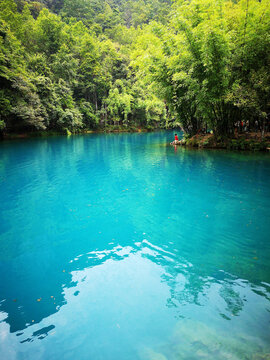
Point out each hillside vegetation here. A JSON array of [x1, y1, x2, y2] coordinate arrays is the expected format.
[[0, 0, 269, 136]]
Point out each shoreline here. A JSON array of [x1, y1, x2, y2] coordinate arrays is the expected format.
[[2, 129, 270, 153], [171, 133, 270, 152], [0, 126, 165, 141]]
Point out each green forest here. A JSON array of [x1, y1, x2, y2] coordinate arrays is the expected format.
[[0, 0, 269, 136]]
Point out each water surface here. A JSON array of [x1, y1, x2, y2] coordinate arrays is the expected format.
[[0, 131, 270, 359]]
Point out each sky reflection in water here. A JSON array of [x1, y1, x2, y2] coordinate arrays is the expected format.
[[0, 131, 270, 359]]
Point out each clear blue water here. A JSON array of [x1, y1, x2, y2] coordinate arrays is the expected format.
[[0, 131, 270, 360]]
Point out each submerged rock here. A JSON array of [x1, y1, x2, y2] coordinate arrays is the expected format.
[[252, 354, 270, 360], [139, 319, 269, 360], [140, 347, 168, 360]]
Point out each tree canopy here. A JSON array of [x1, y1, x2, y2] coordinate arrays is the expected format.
[[0, 0, 269, 135]]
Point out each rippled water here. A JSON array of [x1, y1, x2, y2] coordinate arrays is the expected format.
[[0, 131, 270, 360]]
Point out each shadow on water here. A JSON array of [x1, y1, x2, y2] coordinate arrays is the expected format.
[[0, 131, 270, 358]]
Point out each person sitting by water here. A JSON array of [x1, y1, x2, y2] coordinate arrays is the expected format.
[[171, 133, 180, 146]]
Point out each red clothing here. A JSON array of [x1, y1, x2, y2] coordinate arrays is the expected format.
[[174, 135, 179, 141]]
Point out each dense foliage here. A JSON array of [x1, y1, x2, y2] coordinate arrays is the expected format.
[[0, 0, 269, 135]]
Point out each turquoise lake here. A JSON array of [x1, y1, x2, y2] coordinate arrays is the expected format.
[[0, 131, 270, 359]]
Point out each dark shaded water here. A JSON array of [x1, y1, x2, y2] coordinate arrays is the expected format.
[[0, 131, 270, 359]]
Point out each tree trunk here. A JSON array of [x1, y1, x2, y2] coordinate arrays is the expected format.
[[261, 117, 265, 140]]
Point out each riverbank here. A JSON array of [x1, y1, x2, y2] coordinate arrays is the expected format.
[[172, 133, 270, 151], [0, 125, 161, 141]]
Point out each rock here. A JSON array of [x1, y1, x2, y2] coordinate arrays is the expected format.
[[253, 354, 270, 360], [140, 347, 168, 360], [170, 139, 185, 146]]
